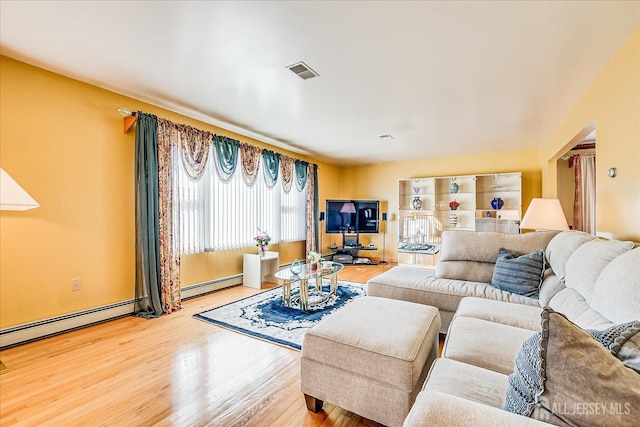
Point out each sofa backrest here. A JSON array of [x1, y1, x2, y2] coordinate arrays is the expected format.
[[544, 231, 638, 327], [436, 230, 558, 283]]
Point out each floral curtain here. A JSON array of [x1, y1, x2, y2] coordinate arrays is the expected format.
[[134, 112, 163, 318], [262, 149, 280, 188], [573, 154, 596, 234], [179, 125, 212, 181], [280, 154, 294, 193], [240, 142, 262, 186], [213, 135, 239, 182], [156, 119, 182, 313], [305, 163, 318, 254]]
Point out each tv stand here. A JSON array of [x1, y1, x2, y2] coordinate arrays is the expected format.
[[329, 245, 378, 266]]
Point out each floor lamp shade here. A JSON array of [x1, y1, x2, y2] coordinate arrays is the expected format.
[[0, 168, 40, 211], [520, 198, 569, 231]]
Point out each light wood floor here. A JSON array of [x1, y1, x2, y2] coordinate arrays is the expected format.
[[0, 264, 400, 427]]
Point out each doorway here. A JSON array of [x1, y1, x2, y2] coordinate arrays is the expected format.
[[556, 127, 596, 234]]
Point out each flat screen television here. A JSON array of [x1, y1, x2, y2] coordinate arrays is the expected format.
[[325, 200, 379, 234]]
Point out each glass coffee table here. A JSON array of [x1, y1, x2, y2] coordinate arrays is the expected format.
[[274, 262, 344, 311]]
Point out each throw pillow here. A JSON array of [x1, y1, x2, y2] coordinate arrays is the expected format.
[[503, 307, 640, 426], [502, 331, 542, 416], [490, 248, 545, 298], [589, 320, 640, 374]]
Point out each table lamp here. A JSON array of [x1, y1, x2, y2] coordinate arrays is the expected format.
[[520, 198, 569, 231]]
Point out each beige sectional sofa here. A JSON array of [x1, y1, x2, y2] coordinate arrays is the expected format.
[[366, 230, 640, 426]]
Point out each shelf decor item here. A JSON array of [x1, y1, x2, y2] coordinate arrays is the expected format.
[[491, 197, 504, 210], [412, 196, 422, 210], [449, 179, 459, 194], [254, 229, 271, 256], [449, 212, 459, 227], [449, 200, 460, 210], [413, 185, 421, 194], [290, 259, 303, 275]]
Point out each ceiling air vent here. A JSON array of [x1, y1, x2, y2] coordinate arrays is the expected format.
[[379, 134, 394, 141], [287, 61, 319, 80]]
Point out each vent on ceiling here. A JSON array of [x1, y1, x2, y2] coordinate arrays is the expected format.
[[287, 61, 319, 80], [379, 134, 394, 141]]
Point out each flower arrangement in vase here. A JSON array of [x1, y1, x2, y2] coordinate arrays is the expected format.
[[254, 229, 271, 256], [307, 251, 321, 270], [449, 200, 460, 210]]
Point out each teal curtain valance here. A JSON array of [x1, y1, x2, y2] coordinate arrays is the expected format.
[[213, 135, 239, 182], [295, 160, 308, 192], [262, 149, 280, 188]]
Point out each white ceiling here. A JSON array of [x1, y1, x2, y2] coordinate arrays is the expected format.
[[1, 1, 638, 166]]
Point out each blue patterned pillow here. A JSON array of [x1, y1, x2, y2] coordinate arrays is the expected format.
[[490, 248, 545, 298]]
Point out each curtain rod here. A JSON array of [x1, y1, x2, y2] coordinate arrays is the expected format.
[[116, 107, 317, 167]]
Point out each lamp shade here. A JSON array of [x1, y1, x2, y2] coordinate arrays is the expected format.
[[0, 168, 40, 211], [520, 198, 569, 231], [340, 202, 356, 214]]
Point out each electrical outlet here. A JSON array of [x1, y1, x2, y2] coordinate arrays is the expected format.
[[71, 278, 81, 292]]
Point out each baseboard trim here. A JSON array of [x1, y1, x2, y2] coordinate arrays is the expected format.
[[0, 274, 244, 350]]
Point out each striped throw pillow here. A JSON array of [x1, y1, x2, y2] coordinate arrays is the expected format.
[[490, 248, 545, 298]]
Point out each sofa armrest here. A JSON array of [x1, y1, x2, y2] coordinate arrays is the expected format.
[[403, 391, 550, 427]]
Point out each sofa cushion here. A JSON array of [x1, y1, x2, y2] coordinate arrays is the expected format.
[[590, 247, 640, 324], [404, 391, 549, 427], [547, 287, 614, 330], [564, 238, 634, 303], [504, 308, 640, 425], [454, 297, 543, 331], [436, 230, 557, 282], [443, 316, 537, 375], [422, 358, 509, 409], [435, 260, 495, 283], [366, 266, 538, 314], [490, 248, 545, 298], [545, 231, 597, 282], [538, 269, 564, 307]]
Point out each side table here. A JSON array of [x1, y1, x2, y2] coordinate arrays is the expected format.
[[243, 251, 279, 289]]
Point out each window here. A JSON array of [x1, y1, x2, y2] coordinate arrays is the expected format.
[[174, 146, 306, 254]]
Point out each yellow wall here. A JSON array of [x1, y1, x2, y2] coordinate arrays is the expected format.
[[343, 150, 542, 260], [0, 56, 340, 328], [540, 26, 640, 241]]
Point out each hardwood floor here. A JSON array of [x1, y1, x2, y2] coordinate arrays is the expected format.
[[0, 264, 398, 427]]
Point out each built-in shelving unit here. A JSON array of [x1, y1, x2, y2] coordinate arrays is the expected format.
[[398, 172, 522, 267]]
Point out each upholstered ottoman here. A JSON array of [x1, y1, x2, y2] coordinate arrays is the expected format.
[[301, 296, 440, 427]]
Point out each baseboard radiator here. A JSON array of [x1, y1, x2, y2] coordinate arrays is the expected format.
[[0, 274, 243, 349]]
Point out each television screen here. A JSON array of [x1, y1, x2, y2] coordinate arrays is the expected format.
[[325, 200, 379, 234]]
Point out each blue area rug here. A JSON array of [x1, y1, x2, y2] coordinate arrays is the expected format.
[[194, 280, 366, 350]]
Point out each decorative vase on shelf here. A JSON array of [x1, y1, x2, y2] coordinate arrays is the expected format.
[[412, 196, 422, 210], [413, 186, 421, 194], [491, 197, 504, 210], [449, 200, 460, 210], [449, 180, 459, 194], [290, 259, 302, 275], [449, 212, 459, 227]]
